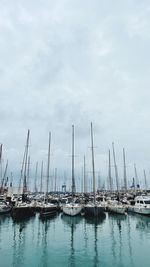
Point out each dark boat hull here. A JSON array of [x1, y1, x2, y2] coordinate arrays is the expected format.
[[40, 206, 57, 219], [84, 205, 105, 216], [12, 206, 35, 219], [0, 206, 12, 215]]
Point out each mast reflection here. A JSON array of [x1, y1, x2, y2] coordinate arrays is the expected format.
[[40, 215, 57, 267], [85, 214, 106, 267], [61, 214, 82, 266], [108, 213, 126, 266], [127, 215, 134, 267], [12, 217, 32, 267], [0, 215, 11, 252], [41, 220, 49, 267], [135, 214, 150, 233]]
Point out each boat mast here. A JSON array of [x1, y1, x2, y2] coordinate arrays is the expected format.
[[10, 172, 13, 187], [72, 125, 76, 198], [1, 159, 8, 194], [112, 142, 119, 193], [0, 144, 2, 191], [0, 144, 2, 162], [34, 162, 38, 193], [46, 132, 51, 200], [54, 168, 57, 193], [84, 155, 86, 195], [23, 129, 30, 194], [134, 164, 139, 190], [40, 161, 43, 193], [123, 148, 127, 192], [27, 156, 30, 192], [0, 144, 2, 180], [98, 172, 101, 191], [64, 171, 67, 193], [91, 122, 96, 205], [108, 149, 113, 192], [143, 169, 147, 191], [18, 143, 26, 197]]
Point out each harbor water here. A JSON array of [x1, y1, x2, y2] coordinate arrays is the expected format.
[[0, 212, 150, 267]]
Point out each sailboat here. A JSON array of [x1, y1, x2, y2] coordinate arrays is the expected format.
[[62, 125, 82, 216], [12, 130, 35, 219], [107, 145, 126, 215], [0, 155, 11, 215], [84, 123, 105, 216], [40, 132, 57, 219], [0, 147, 11, 215]]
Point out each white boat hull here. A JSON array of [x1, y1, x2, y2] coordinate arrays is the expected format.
[[108, 206, 126, 215], [128, 206, 150, 216], [63, 204, 82, 216]]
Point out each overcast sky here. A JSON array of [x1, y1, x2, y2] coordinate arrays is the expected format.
[[0, 0, 150, 191]]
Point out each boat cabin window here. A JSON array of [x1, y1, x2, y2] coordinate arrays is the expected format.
[[140, 201, 144, 204], [137, 200, 139, 203], [144, 200, 150, 204]]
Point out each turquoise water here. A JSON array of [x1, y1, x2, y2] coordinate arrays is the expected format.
[[0, 212, 150, 267]]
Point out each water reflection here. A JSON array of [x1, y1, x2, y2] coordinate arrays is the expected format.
[[40, 215, 58, 267], [12, 216, 35, 267], [61, 214, 82, 226], [61, 215, 82, 267], [85, 213, 106, 225], [70, 223, 75, 267], [127, 215, 134, 267], [108, 213, 127, 267], [2, 212, 150, 267], [86, 214, 106, 267], [108, 213, 127, 222], [135, 214, 150, 233], [40, 220, 49, 267], [0, 214, 11, 233], [0, 214, 11, 224], [61, 214, 106, 267], [0, 214, 11, 252]]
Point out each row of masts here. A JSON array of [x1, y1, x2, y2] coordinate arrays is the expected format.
[[20, 131, 52, 198], [108, 144, 127, 193], [0, 124, 149, 195], [0, 144, 9, 194]]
